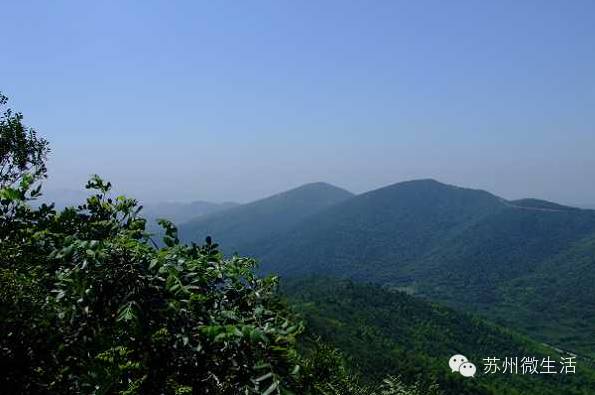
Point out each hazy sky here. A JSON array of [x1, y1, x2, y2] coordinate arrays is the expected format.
[[3, 1, 594, 204]]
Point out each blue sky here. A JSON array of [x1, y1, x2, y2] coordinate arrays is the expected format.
[[2, 1, 595, 204]]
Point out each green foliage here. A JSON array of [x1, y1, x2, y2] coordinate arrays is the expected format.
[[0, 92, 49, 188], [296, 341, 443, 395], [0, 171, 308, 393], [284, 277, 595, 395], [377, 376, 442, 395]]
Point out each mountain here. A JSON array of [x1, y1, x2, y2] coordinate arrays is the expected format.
[[141, 200, 239, 242], [178, 182, 354, 253], [257, 179, 507, 279], [508, 198, 581, 211], [285, 278, 595, 395], [182, 179, 595, 357], [262, 180, 595, 356], [142, 200, 238, 225], [38, 189, 237, 225]]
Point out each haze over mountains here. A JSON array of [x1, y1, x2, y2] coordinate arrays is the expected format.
[[178, 179, 595, 358], [142, 201, 237, 224], [40, 188, 238, 226]]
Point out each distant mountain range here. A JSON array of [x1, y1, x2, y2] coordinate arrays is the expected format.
[[142, 200, 238, 226], [178, 179, 595, 358], [38, 188, 238, 227]]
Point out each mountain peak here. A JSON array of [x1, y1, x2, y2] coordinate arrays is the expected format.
[[258, 182, 354, 205], [398, 178, 444, 185], [283, 181, 352, 194], [361, 178, 503, 208], [386, 178, 482, 192], [179, 181, 354, 250]]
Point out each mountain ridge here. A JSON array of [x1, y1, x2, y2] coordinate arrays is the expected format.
[[178, 181, 354, 252], [178, 178, 595, 357]]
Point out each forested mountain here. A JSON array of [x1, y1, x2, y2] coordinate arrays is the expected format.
[[178, 182, 354, 253], [496, 232, 595, 356], [256, 179, 507, 278], [182, 179, 595, 357], [285, 278, 595, 395]]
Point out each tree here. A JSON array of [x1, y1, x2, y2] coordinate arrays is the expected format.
[[0, 92, 49, 188], [1, 172, 313, 393]]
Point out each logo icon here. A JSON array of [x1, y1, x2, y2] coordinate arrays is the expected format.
[[449, 354, 476, 377]]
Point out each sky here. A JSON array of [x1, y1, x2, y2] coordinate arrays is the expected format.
[[2, 1, 595, 204]]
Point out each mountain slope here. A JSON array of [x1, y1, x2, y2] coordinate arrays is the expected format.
[[495, 232, 595, 356], [257, 179, 508, 279], [414, 204, 595, 306], [264, 180, 595, 357], [178, 182, 354, 253], [285, 278, 595, 395], [183, 179, 595, 356]]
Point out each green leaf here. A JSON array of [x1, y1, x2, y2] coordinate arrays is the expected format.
[[262, 380, 279, 395], [117, 302, 138, 323]]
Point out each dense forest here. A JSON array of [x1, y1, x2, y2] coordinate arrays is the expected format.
[[284, 277, 595, 395]]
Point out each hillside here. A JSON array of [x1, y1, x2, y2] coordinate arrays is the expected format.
[[285, 278, 595, 395], [182, 179, 595, 357], [266, 181, 595, 356], [257, 179, 507, 279], [495, 232, 595, 356], [178, 182, 354, 253]]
